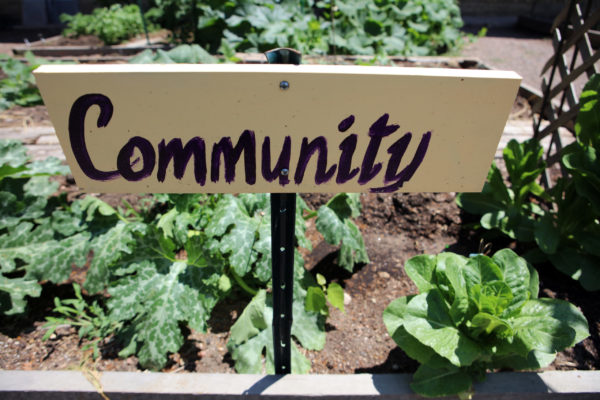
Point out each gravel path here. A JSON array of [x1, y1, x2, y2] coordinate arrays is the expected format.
[[461, 25, 594, 96]]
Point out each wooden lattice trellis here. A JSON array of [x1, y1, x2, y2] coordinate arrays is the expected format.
[[533, 0, 600, 187]]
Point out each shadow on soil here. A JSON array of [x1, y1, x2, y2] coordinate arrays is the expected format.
[[355, 347, 419, 374]]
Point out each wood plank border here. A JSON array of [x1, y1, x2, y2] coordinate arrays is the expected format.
[[1, 370, 600, 399]]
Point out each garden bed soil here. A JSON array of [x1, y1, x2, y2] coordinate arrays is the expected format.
[[0, 189, 598, 375], [0, 99, 597, 377]]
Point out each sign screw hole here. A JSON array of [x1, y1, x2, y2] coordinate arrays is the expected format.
[[279, 80, 290, 90]]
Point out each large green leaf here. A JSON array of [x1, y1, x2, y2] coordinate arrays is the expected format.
[[384, 295, 441, 366], [410, 363, 473, 399], [574, 74, 600, 147], [491, 249, 532, 316], [550, 247, 600, 291], [492, 349, 557, 370], [402, 290, 483, 367], [108, 259, 219, 370], [227, 290, 316, 374], [205, 195, 261, 276], [316, 193, 369, 272], [0, 222, 89, 283], [462, 255, 504, 292], [513, 298, 589, 348], [0, 275, 41, 315], [84, 221, 145, 293], [534, 213, 560, 255], [0, 140, 29, 170], [455, 191, 504, 216], [404, 254, 436, 293]]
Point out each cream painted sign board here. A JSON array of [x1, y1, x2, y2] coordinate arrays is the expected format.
[[34, 64, 521, 194]]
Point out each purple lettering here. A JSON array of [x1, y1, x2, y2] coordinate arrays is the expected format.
[[68, 94, 120, 181], [370, 131, 432, 193], [337, 134, 360, 184], [117, 136, 156, 181], [157, 137, 206, 184], [262, 136, 291, 186], [338, 115, 355, 132], [211, 129, 256, 184], [358, 113, 399, 185], [294, 136, 337, 185], [67, 95, 431, 191]]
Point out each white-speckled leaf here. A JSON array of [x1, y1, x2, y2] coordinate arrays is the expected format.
[[228, 290, 317, 374], [0, 275, 41, 315], [316, 203, 369, 272], [108, 259, 219, 370], [0, 191, 47, 230], [84, 221, 145, 293], [252, 216, 272, 282], [0, 140, 29, 169], [0, 222, 89, 283], [206, 195, 260, 276]]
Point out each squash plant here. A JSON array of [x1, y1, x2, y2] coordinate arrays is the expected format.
[[0, 139, 369, 371], [384, 249, 589, 398], [0, 140, 74, 315]]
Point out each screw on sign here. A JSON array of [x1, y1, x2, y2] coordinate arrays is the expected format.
[[33, 50, 521, 374]]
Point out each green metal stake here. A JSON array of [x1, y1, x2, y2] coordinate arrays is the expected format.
[[265, 47, 301, 375]]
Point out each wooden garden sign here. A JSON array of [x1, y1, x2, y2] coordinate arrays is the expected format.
[[34, 64, 520, 194], [34, 60, 520, 374]]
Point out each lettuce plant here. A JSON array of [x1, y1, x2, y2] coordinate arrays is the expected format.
[[383, 249, 589, 398], [456, 138, 548, 242]]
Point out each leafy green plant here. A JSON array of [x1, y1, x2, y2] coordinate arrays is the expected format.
[[0, 52, 47, 110], [456, 138, 548, 242], [305, 273, 345, 316], [43, 283, 121, 359], [60, 4, 157, 45], [153, 0, 465, 56], [537, 74, 600, 290], [129, 44, 217, 64], [320, 0, 464, 56], [0, 139, 74, 315], [456, 75, 600, 291], [101, 192, 365, 371], [383, 249, 589, 398]]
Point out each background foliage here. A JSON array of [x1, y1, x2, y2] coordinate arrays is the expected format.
[[148, 0, 465, 56], [60, 4, 159, 45], [0, 52, 53, 110]]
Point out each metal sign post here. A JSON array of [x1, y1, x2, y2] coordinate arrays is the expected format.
[[266, 48, 301, 375]]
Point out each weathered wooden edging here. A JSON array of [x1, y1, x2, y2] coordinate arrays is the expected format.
[[1, 370, 599, 399], [12, 44, 171, 57]]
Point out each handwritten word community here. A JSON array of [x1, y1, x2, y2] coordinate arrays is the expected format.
[[69, 94, 432, 193]]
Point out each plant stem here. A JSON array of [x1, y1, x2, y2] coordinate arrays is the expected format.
[[303, 210, 318, 220], [121, 198, 141, 220], [230, 269, 258, 296]]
